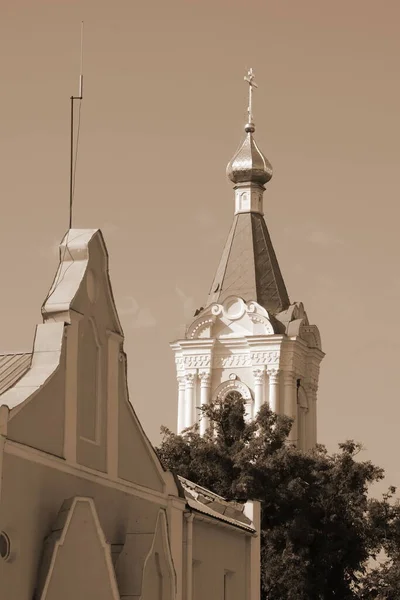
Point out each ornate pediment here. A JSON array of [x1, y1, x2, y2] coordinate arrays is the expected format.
[[186, 297, 276, 340]]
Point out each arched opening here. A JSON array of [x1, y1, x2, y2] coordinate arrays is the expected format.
[[224, 390, 244, 403], [221, 390, 252, 422]]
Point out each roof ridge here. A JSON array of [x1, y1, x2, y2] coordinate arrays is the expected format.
[[252, 213, 290, 312]]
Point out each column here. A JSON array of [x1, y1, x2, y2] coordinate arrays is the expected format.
[[305, 381, 318, 448], [283, 372, 298, 444], [184, 373, 196, 429], [252, 368, 265, 417], [177, 376, 186, 434], [267, 369, 280, 414], [198, 371, 211, 436]]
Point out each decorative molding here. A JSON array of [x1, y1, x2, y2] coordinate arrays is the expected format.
[[213, 379, 252, 402], [198, 371, 211, 387], [78, 317, 102, 446], [282, 371, 296, 386], [252, 368, 265, 385], [267, 369, 280, 384], [300, 325, 322, 351], [177, 376, 186, 391], [304, 379, 318, 395], [214, 354, 252, 368], [307, 362, 320, 381], [187, 317, 215, 339], [39, 497, 121, 600], [251, 351, 280, 365], [280, 351, 306, 376], [5, 439, 168, 506], [184, 373, 197, 389], [248, 314, 274, 334], [183, 355, 211, 369], [175, 356, 184, 372]]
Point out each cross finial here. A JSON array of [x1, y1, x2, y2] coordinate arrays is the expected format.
[[244, 68, 258, 125]]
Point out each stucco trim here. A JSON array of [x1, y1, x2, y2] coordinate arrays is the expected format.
[[38, 497, 120, 600], [4, 439, 168, 507], [41, 229, 123, 336], [213, 379, 253, 402], [141, 510, 177, 600], [0, 322, 65, 417]]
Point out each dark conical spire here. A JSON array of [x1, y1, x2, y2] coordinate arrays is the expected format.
[[206, 69, 290, 315], [206, 212, 290, 314]]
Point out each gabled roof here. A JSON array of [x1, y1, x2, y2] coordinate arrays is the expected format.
[[178, 476, 255, 532], [206, 212, 290, 315], [0, 353, 31, 396]]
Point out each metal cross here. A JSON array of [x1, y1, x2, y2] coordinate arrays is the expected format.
[[244, 68, 258, 123]]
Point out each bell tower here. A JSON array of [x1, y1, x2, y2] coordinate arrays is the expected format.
[[170, 70, 324, 450]]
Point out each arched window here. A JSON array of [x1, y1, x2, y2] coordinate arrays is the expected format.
[[213, 379, 253, 422], [223, 390, 244, 403], [221, 390, 252, 422]]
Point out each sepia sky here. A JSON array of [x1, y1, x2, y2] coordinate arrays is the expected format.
[[0, 0, 399, 497]]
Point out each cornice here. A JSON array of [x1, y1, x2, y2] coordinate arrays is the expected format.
[[4, 439, 169, 507], [171, 339, 216, 351]]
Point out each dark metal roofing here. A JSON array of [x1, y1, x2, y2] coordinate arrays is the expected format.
[[206, 212, 290, 314], [178, 476, 255, 532], [0, 353, 31, 396]]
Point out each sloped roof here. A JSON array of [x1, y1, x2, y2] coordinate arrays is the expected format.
[[178, 476, 255, 532], [0, 353, 31, 396], [206, 212, 290, 315]]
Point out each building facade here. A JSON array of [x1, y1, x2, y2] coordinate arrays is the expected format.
[[0, 229, 260, 600], [171, 83, 324, 450]]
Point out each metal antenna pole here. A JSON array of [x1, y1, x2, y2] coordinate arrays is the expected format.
[[69, 96, 74, 229], [69, 21, 84, 230]]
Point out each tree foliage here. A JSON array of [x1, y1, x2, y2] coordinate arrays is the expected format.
[[157, 395, 398, 599]]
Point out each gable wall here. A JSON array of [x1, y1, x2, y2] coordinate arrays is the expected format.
[[7, 355, 66, 458], [0, 450, 164, 600]]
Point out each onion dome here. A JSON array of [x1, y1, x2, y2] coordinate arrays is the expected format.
[[226, 122, 273, 185]]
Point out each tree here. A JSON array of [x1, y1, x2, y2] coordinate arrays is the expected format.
[[157, 395, 392, 600], [358, 487, 400, 599]]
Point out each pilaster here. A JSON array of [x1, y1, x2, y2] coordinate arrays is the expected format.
[[64, 314, 84, 463], [106, 330, 123, 478], [267, 368, 280, 413], [304, 380, 318, 449], [184, 373, 197, 430], [252, 367, 265, 417], [177, 376, 186, 434], [283, 371, 298, 444], [198, 371, 211, 435]]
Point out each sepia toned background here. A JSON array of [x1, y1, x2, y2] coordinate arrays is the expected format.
[[0, 0, 399, 497]]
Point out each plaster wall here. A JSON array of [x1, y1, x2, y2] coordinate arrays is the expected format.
[[191, 519, 249, 600], [0, 449, 164, 600]]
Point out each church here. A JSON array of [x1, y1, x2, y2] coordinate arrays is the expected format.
[[171, 69, 323, 450], [0, 71, 322, 599]]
